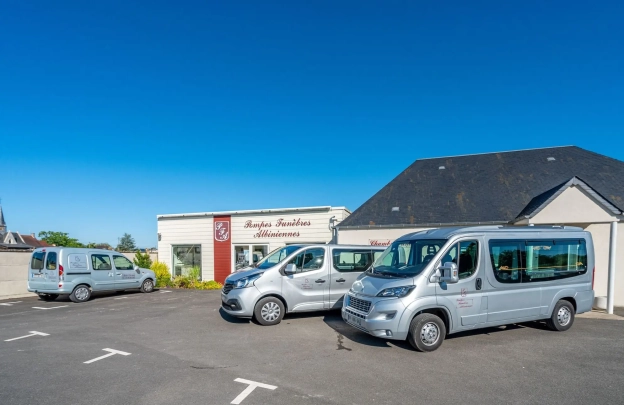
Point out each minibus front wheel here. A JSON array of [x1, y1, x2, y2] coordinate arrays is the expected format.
[[254, 297, 285, 326], [408, 313, 447, 352]]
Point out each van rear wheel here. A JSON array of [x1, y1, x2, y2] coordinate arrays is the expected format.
[[546, 300, 575, 331], [69, 285, 91, 303], [408, 313, 446, 352], [254, 297, 285, 326], [38, 293, 59, 301]]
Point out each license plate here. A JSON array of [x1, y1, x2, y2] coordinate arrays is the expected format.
[[346, 313, 363, 326], [32, 273, 44, 278]]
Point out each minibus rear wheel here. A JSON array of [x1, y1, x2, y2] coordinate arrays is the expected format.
[[254, 297, 285, 326], [546, 300, 575, 331], [408, 313, 446, 352]]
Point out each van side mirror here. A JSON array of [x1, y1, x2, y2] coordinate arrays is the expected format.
[[439, 262, 459, 284], [284, 264, 297, 275]]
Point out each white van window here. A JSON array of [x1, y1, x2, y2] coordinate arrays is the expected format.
[[332, 249, 374, 273], [45, 252, 57, 270], [523, 239, 588, 282], [113, 255, 134, 270], [92, 254, 112, 271], [288, 248, 325, 273], [31, 252, 45, 270]]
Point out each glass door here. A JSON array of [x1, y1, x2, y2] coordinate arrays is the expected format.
[[172, 245, 202, 280]]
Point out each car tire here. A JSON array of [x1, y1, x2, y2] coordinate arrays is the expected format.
[[69, 285, 91, 303], [408, 313, 446, 352], [140, 279, 155, 293], [546, 300, 575, 331], [254, 297, 285, 326], [38, 293, 59, 301]]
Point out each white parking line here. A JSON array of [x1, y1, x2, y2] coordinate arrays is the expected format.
[[113, 297, 128, 300], [159, 290, 172, 293], [32, 306, 69, 310], [231, 378, 277, 404], [84, 348, 131, 364], [0, 301, 22, 306], [5, 331, 50, 342]]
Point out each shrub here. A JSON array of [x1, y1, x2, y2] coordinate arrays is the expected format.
[[172, 275, 190, 289], [150, 261, 171, 287], [133, 250, 153, 269], [197, 280, 223, 290]]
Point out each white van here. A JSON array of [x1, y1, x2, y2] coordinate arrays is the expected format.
[[27, 247, 157, 303], [342, 226, 594, 351]]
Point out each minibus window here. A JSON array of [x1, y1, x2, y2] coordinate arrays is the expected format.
[[370, 239, 447, 278], [256, 245, 302, 270], [489, 241, 522, 283], [523, 239, 588, 282], [31, 252, 45, 270]]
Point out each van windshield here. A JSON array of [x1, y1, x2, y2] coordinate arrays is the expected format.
[[369, 239, 447, 278], [255, 245, 303, 270]]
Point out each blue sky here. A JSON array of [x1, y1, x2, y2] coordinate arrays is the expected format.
[[1, 0, 623, 248]]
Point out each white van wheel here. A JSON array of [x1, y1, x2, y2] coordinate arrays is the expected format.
[[254, 297, 285, 326], [408, 313, 446, 352], [70, 285, 91, 303], [141, 279, 154, 293]]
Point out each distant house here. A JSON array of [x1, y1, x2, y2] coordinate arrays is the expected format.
[[0, 205, 50, 250], [336, 146, 623, 311]]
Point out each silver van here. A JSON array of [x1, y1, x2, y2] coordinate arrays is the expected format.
[[221, 244, 386, 325], [342, 226, 594, 351], [27, 247, 157, 303]]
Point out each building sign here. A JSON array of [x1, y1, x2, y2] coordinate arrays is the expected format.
[[215, 221, 230, 242], [244, 218, 312, 238], [369, 239, 392, 247]]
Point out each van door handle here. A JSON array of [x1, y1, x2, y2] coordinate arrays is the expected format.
[[476, 278, 482, 290], [116, 273, 122, 276], [315, 279, 326, 283], [335, 278, 346, 283]]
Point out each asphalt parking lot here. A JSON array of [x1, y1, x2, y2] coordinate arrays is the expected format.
[[1, 290, 623, 405]]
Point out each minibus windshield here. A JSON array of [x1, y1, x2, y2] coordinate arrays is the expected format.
[[369, 239, 447, 278], [255, 245, 303, 270]]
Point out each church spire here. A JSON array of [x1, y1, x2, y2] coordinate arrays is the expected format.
[[0, 203, 6, 232]]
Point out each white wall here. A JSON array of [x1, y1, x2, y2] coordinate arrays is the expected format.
[[531, 186, 617, 224], [0, 252, 36, 300], [157, 217, 214, 281], [583, 223, 624, 307], [337, 227, 430, 245]]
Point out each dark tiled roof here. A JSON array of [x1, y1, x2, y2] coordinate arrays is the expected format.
[[339, 146, 624, 227]]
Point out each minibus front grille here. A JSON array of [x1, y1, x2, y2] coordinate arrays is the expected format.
[[222, 283, 234, 295], [347, 295, 371, 313]]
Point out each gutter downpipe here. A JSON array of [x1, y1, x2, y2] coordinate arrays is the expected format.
[[607, 220, 618, 314]]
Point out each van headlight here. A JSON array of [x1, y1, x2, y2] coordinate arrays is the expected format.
[[377, 285, 415, 298], [234, 273, 263, 289]]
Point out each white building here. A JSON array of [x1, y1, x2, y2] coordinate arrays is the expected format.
[[336, 146, 624, 312], [157, 206, 349, 283]]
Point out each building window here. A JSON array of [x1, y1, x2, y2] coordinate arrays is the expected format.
[[173, 245, 202, 280]]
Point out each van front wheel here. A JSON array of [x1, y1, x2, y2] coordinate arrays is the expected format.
[[140, 279, 154, 293], [408, 313, 446, 352], [69, 285, 91, 303], [254, 297, 285, 326], [546, 300, 575, 331]]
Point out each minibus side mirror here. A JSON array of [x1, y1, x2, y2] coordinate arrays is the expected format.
[[439, 262, 459, 284], [284, 264, 297, 275]]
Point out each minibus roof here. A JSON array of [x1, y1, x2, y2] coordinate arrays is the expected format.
[[397, 225, 585, 242]]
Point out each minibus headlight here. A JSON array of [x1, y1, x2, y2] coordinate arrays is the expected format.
[[377, 285, 415, 298], [234, 273, 264, 289]]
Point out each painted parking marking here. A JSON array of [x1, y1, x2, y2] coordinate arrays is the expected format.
[[231, 378, 277, 404], [84, 348, 131, 364], [0, 301, 22, 306], [32, 306, 69, 310], [114, 297, 128, 300], [159, 290, 172, 293], [5, 331, 50, 342]]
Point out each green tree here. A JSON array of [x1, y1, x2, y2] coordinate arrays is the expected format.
[[117, 233, 136, 251], [38, 231, 84, 247], [133, 250, 153, 269]]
